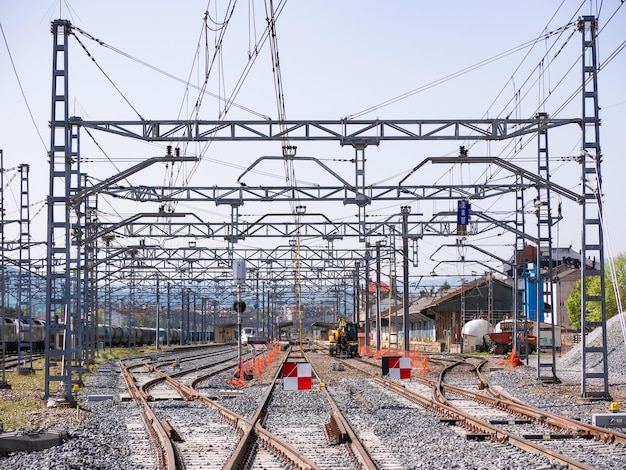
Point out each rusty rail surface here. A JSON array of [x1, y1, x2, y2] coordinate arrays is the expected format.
[[304, 352, 379, 470], [344, 357, 598, 470], [120, 361, 177, 470], [138, 345, 319, 469], [223, 347, 320, 470]]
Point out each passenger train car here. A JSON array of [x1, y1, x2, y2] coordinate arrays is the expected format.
[[240, 327, 257, 345], [0, 317, 47, 353]]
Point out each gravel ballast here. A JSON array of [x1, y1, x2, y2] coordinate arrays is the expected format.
[[0, 315, 624, 469]]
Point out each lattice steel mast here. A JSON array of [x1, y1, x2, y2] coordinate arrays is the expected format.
[[44, 19, 84, 403], [579, 16, 609, 399], [535, 113, 559, 383], [17, 164, 34, 373]]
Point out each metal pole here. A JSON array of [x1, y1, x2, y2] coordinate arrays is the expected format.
[[237, 284, 242, 371], [186, 289, 191, 344], [179, 287, 184, 346], [375, 241, 382, 351], [256, 271, 260, 333], [166, 282, 171, 347], [201, 297, 206, 343], [193, 291, 197, 344], [364, 247, 371, 348], [354, 262, 360, 325], [212, 299, 217, 343], [155, 277, 160, 351], [401, 206, 410, 352], [0, 149, 7, 388], [261, 281, 265, 338]]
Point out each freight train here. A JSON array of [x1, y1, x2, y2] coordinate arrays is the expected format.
[[1, 318, 213, 353], [97, 325, 213, 347]]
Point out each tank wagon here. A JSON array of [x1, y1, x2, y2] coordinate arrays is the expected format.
[[1, 319, 213, 352], [96, 325, 212, 347]]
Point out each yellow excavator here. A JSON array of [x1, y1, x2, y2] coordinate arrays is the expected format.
[[328, 317, 359, 358]]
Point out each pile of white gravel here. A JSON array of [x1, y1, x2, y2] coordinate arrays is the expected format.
[[558, 312, 626, 374], [486, 312, 626, 427]]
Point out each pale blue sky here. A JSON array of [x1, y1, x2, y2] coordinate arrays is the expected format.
[[1, 1, 624, 282]]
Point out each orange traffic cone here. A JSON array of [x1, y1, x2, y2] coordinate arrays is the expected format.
[[499, 349, 523, 369]]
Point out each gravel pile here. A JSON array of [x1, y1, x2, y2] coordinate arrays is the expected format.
[[486, 312, 626, 423], [558, 312, 626, 374]]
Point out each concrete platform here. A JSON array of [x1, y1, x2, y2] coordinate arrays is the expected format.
[[0, 430, 69, 455]]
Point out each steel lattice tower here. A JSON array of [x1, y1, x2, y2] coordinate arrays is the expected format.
[[17, 164, 34, 373], [579, 16, 610, 399], [44, 19, 84, 402]]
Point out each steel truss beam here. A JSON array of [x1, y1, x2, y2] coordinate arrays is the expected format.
[[101, 182, 527, 203], [96, 245, 371, 278], [87, 215, 504, 241], [70, 117, 580, 143]]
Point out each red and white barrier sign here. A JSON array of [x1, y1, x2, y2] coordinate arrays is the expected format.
[[388, 357, 412, 379], [283, 362, 312, 390]]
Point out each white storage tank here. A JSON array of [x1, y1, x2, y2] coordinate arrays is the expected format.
[[461, 319, 493, 353]]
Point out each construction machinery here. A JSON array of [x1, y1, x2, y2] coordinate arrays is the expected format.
[[328, 317, 359, 358], [488, 320, 537, 355]]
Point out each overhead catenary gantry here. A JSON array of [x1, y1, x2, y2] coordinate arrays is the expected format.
[[44, 16, 609, 402]]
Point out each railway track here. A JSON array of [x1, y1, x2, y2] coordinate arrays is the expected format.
[[437, 357, 626, 469], [118, 345, 626, 469], [122, 345, 269, 469], [340, 353, 626, 469], [0, 353, 45, 370], [120, 345, 403, 469]]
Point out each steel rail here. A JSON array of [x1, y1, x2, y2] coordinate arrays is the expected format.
[[345, 357, 596, 470], [140, 351, 240, 401], [222, 347, 320, 470], [120, 360, 177, 470], [305, 351, 379, 469], [143, 345, 319, 469], [474, 361, 626, 445], [434, 358, 626, 445], [375, 374, 595, 470]]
